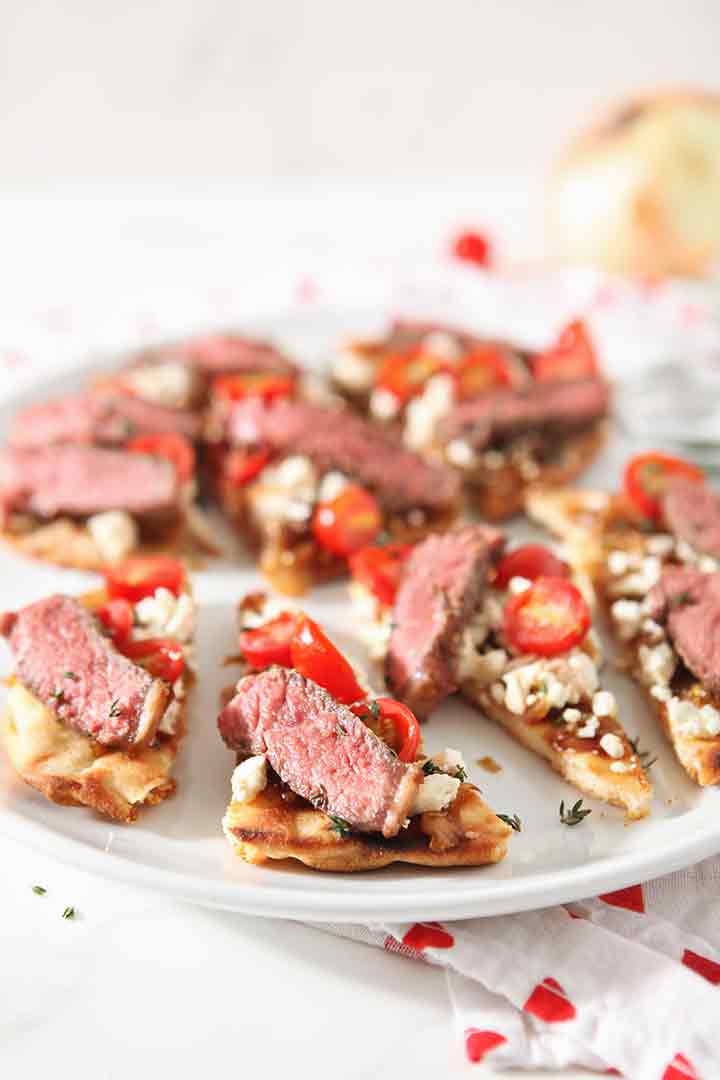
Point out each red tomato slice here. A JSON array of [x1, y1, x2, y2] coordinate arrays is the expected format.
[[531, 320, 598, 381], [211, 373, 295, 404], [224, 447, 271, 487], [503, 576, 591, 658], [376, 347, 448, 405], [96, 598, 134, 645], [348, 543, 412, 607], [454, 346, 512, 399], [121, 637, 185, 682], [494, 544, 570, 590], [351, 697, 420, 763], [312, 485, 382, 558], [127, 432, 196, 483], [623, 451, 705, 522], [239, 612, 299, 670], [451, 229, 492, 268], [104, 556, 185, 603], [290, 616, 366, 705]]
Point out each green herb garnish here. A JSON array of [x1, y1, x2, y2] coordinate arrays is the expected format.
[[327, 814, 352, 838], [497, 813, 522, 832], [63, 671, 78, 680], [628, 735, 658, 770], [62, 906, 75, 920], [31, 885, 46, 896], [108, 699, 123, 719], [50, 688, 65, 703], [559, 799, 592, 827]]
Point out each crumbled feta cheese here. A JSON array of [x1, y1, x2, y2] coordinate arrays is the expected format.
[[576, 715, 600, 739], [608, 549, 631, 576], [641, 618, 665, 642], [87, 510, 138, 564], [676, 539, 698, 564], [318, 471, 349, 502], [135, 587, 195, 643], [502, 662, 542, 714], [610, 599, 644, 641], [404, 374, 455, 451], [429, 747, 466, 776], [412, 772, 461, 815], [610, 760, 635, 773], [599, 732, 625, 759], [231, 756, 268, 804], [650, 684, 672, 702], [421, 331, 462, 361], [639, 642, 676, 687], [457, 639, 507, 685], [500, 650, 599, 716], [264, 455, 316, 490], [668, 698, 720, 738], [370, 387, 401, 421], [646, 534, 675, 558], [508, 576, 532, 595], [699, 556, 719, 573], [446, 438, 476, 468], [562, 707, 582, 725], [592, 691, 616, 717], [491, 682, 506, 704], [126, 361, 194, 408], [332, 348, 376, 390], [568, 651, 600, 696]]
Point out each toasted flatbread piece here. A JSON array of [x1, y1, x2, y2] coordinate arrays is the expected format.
[[2, 589, 193, 821], [528, 485, 720, 787], [462, 682, 651, 819], [223, 778, 511, 872]]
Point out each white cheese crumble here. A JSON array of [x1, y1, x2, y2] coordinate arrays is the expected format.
[[508, 576, 532, 595], [592, 690, 616, 717], [349, 582, 394, 660], [638, 642, 676, 688], [332, 348, 376, 391], [404, 374, 455, 451], [445, 438, 476, 468], [87, 510, 138, 564], [667, 698, 720, 739], [599, 732, 625, 759], [369, 387, 401, 421], [499, 650, 599, 716], [428, 747, 466, 775], [607, 549, 631, 576], [230, 756, 268, 804], [421, 331, 462, 361], [251, 454, 318, 525], [126, 361, 194, 408], [612, 555, 663, 597], [412, 772, 461, 815], [650, 684, 672, 702], [646, 534, 675, 557], [134, 587, 195, 643], [610, 761, 634, 773], [610, 599, 644, 641], [318, 471, 350, 503], [562, 707, 582, 725], [576, 715, 600, 738]]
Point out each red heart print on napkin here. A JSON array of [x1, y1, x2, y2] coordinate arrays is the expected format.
[[599, 885, 645, 913], [682, 948, 720, 985], [402, 922, 455, 951], [523, 977, 577, 1023], [464, 1028, 506, 1063]]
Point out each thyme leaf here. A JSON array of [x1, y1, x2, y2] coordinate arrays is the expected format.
[[628, 735, 658, 770], [108, 699, 123, 719], [497, 812, 522, 832], [62, 906, 75, 920], [327, 814, 352, 838], [559, 799, 592, 827], [31, 885, 46, 896]]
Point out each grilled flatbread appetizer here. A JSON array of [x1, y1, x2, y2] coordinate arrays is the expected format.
[[330, 319, 610, 519], [206, 383, 461, 595], [528, 453, 720, 786], [349, 525, 652, 819], [219, 593, 511, 872], [1, 556, 194, 821]]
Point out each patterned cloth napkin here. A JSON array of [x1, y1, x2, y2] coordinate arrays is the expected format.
[[315, 858, 720, 1079]]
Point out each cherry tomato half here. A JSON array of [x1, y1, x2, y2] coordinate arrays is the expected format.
[[503, 576, 591, 658], [348, 543, 413, 607], [494, 544, 570, 590], [312, 485, 382, 558], [290, 616, 366, 705], [127, 432, 196, 484], [239, 611, 299, 670], [224, 447, 271, 487], [451, 229, 492, 268], [211, 372, 295, 404], [104, 556, 185, 603], [97, 597, 134, 645], [531, 320, 598, 382], [375, 347, 448, 406], [121, 637, 185, 683], [351, 697, 421, 763], [454, 346, 512, 399], [623, 451, 705, 523]]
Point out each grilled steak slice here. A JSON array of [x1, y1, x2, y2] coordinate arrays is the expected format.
[[386, 524, 505, 717], [228, 398, 460, 514], [661, 479, 720, 560], [96, 391, 202, 439], [185, 335, 297, 376], [0, 444, 180, 520], [7, 393, 132, 449], [1, 594, 170, 748], [439, 377, 610, 450], [647, 569, 720, 692], [218, 666, 423, 837]]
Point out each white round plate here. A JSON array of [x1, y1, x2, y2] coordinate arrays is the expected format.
[[1, 306, 719, 923]]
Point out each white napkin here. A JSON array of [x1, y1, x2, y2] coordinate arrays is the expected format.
[[314, 857, 720, 1079]]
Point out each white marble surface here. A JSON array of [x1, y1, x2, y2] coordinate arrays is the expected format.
[[0, 178, 697, 1080]]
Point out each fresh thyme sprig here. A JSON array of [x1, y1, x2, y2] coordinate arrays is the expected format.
[[628, 735, 658, 770], [327, 814, 352, 838], [62, 906, 76, 920], [108, 699, 123, 719], [559, 799, 592, 827], [497, 813, 522, 832], [31, 885, 46, 896]]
